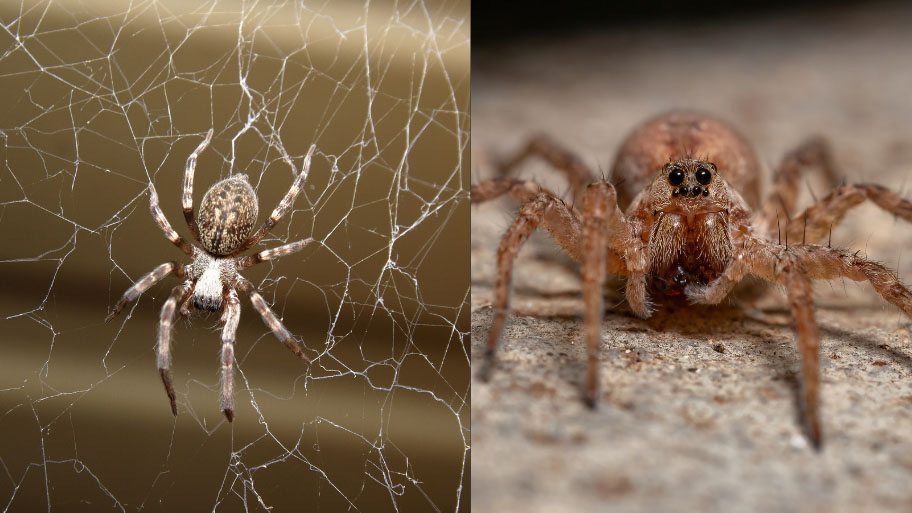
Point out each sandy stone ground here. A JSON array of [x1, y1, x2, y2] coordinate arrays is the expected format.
[[471, 4, 912, 512]]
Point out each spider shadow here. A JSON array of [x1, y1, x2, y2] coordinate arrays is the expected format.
[[474, 269, 911, 446], [638, 298, 912, 446]]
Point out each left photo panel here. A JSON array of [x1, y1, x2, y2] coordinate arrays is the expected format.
[[0, 2, 469, 511]]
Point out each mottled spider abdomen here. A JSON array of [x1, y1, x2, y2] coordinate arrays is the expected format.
[[198, 175, 259, 255]]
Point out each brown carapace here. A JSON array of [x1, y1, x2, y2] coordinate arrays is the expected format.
[[472, 111, 912, 449]]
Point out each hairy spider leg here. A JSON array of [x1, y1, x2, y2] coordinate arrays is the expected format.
[[234, 145, 316, 255], [473, 182, 630, 383], [756, 136, 839, 235], [219, 289, 241, 421], [105, 261, 187, 322], [158, 280, 194, 416], [150, 184, 194, 256], [495, 134, 596, 207], [785, 183, 912, 244], [235, 277, 309, 362], [237, 238, 313, 269], [182, 129, 214, 241]]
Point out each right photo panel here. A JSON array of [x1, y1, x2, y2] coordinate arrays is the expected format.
[[472, 4, 912, 512]]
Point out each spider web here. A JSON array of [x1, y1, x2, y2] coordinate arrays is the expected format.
[[0, 1, 469, 511]]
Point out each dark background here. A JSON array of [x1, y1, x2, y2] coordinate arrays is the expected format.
[[473, 0, 844, 46]]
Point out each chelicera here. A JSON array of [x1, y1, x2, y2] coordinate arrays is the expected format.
[[107, 129, 316, 421], [472, 111, 912, 448]]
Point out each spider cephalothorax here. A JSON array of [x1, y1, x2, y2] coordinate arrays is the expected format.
[[473, 111, 912, 448], [107, 129, 316, 421]]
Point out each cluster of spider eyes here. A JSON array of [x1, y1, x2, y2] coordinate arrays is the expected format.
[[669, 165, 712, 197]]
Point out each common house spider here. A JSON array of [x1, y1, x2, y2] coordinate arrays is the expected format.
[[107, 129, 315, 421], [473, 111, 912, 447]]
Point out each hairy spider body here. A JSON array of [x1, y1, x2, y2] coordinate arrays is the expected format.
[[473, 111, 912, 448], [107, 129, 316, 421]]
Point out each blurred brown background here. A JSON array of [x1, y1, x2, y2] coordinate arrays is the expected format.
[[0, 1, 468, 511], [472, 2, 912, 512]]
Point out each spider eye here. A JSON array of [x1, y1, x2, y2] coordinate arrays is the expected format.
[[668, 167, 685, 187], [695, 167, 712, 186]]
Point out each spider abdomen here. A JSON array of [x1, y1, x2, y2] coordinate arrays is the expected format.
[[198, 175, 259, 255]]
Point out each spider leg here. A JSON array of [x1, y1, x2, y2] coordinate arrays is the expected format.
[[181, 129, 214, 242], [478, 185, 630, 381], [179, 293, 193, 317], [686, 241, 824, 447], [220, 289, 241, 422], [791, 245, 912, 316], [578, 182, 647, 406], [234, 145, 316, 255], [785, 183, 912, 244], [581, 183, 610, 406], [471, 178, 560, 206], [479, 197, 546, 381], [779, 255, 822, 449], [237, 238, 313, 269], [495, 134, 595, 206], [150, 185, 195, 256], [687, 239, 912, 448], [235, 276, 310, 362], [106, 261, 188, 322], [755, 136, 839, 234], [158, 280, 193, 417]]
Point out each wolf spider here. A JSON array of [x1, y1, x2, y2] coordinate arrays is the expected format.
[[107, 129, 315, 421], [472, 111, 912, 448]]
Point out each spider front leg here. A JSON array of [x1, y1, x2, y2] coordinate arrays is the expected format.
[[686, 242, 824, 446], [580, 182, 642, 406], [220, 289, 241, 421], [106, 261, 188, 322], [181, 129, 214, 241], [234, 145, 316, 255], [235, 276, 310, 362], [158, 280, 194, 416], [150, 184, 194, 256]]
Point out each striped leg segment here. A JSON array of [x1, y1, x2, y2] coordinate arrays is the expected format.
[[220, 289, 241, 422], [237, 238, 313, 269], [182, 129, 214, 241], [158, 280, 193, 416], [235, 277, 309, 362], [234, 145, 316, 254], [106, 261, 186, 322], [150, 185, 194, 256]]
